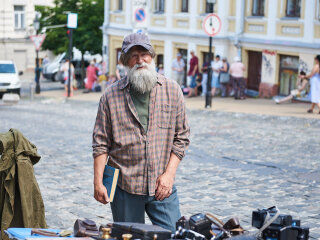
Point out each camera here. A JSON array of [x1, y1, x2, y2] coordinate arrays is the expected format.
[[176, 213, 212, 239], [252, 206, 309, 240]]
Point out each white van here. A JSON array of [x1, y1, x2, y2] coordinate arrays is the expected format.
[[42, 52, 66, 81], [0, 60, 22, 96]]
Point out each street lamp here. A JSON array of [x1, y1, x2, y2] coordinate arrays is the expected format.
[[205, 0, 216, 108], [33, 16, 41, 94]]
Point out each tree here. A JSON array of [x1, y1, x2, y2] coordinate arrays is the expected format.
[[36, 0, 104, 84]]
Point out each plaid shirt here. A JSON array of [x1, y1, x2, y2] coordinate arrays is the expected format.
[[92, 74, 190, 195]]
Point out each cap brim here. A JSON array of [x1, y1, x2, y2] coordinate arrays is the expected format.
[[123, 43, 151, 53]]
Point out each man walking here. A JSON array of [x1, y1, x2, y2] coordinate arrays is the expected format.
[[92, 33, 190, 232], [171, 53, 185, 86], [187, 51, 199, 89]]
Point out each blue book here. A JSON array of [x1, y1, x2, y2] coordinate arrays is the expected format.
[[102, 165, 119, 202]]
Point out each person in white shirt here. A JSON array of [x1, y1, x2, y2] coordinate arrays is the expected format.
[[171, 53, 185, 86], [211, 55, 223, 97]]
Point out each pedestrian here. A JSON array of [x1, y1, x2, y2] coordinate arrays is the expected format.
[[92, 33, 190, 232], [171, 53, 185, 86], [157, 64, 164, 75], [274, 71, 309, 104], [211, 55, 223, 97], [229, 56, 246, 100], [187, 73, 202, 97], [201, 60, 210, 96], [62, 59, 75, 97], [301, 55, 320, 113], [85, 61, 99, 92], [115, 59, 127, 80], [42, 55, 49, 66], [187, 50, 199, 89], [219, 57, 230, 97]]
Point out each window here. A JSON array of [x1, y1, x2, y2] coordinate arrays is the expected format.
[[205, 2, 214, 13], [181, 0, 188, 13], [155, 0, 165, 13], [0, 64, 16, 74], [286, 0, 301, 17], [252, 0, 265, 16], [317, 0, 320, 20], [118, 0, 123, 11], [14, 5, 25, 29]]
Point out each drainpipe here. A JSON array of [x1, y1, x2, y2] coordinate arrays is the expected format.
[[235, 0, 245, 60], [102, 0, 110, 74]]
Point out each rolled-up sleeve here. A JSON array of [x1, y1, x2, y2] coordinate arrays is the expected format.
[[171, 88, 190, 160], [92, 93, 112, 158]]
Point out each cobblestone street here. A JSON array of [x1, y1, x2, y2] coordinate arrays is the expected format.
[[1, 98, 320, 239]]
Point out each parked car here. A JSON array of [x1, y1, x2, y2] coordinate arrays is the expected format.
[[0, 60, 22, 97], [42, 53, 66, 81]]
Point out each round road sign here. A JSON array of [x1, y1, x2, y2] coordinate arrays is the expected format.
[[135, 8, 146, 22], [202, 13, 221, 37]]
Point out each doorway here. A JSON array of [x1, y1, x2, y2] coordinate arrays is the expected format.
[[279, 55, 299, 96], [247, 51, 262, 91], [14, 50, 27, 71]]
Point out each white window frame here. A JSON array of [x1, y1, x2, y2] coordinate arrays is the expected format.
[[285, 0, 301, 18], [154, 0, 165, 13], [317, 0, 320, 20], [252, 0, 265, 16], [14, 5, 25, 30], [181, 0, 188, 13]]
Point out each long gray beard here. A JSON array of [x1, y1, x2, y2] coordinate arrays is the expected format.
[[127, 60, 158, 94]]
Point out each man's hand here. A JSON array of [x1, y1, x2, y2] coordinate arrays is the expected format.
[[93, 153, 109, 204], [94, 183, 110, 204], [155, 172, 175, 201]]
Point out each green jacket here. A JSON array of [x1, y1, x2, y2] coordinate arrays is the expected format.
[[0, 129, 46, 239]]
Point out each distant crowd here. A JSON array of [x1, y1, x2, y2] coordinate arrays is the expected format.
[[54, 51, 320, 114], [171, 51, 246, 100]]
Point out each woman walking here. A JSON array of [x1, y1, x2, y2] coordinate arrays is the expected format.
[[301, 55, 320, 114]]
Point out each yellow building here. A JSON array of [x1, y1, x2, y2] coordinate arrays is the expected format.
[[102, 0, 320, 97]]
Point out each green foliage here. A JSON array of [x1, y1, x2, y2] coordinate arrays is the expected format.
[[36, 0, 104, 55]]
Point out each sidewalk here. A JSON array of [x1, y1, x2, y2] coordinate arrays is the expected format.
[[36, 88, 320, 119]]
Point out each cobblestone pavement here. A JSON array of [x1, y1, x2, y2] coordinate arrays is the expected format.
[[1, 98, 320, 239]]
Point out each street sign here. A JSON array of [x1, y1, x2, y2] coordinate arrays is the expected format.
[[132, 0, 147, 29], [30, 34, 46, 51], [67, 13, 78, 29], [202, 13, 221, 37], [135, 8, 146, 22]]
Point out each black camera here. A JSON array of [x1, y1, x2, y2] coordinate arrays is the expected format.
[[252, 206, 309, 240], [176, 213, 212, 239]]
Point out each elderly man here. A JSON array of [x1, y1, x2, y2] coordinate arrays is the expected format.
[[171, 52, 185, 86], [92, 33, 190, 232]]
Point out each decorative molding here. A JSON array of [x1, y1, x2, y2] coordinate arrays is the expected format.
[[154, 19, 165, 26], [282, 26, 301, 35], [176, 20, 188, 28], [115, 17, 124, 23], [248, 24, 265, 32]]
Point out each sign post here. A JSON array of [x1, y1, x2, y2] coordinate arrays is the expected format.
[[202, 13, 221, 108], [30, 34, 46, 94], [66, 13, 77, 97], [132, 0, 147, 33]]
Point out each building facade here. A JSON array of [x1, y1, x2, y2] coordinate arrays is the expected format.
[[102, 0, 320, 97], [0, 0, 53, 72]]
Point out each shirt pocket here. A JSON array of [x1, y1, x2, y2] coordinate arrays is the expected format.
[[156, 104, 175, 129]]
